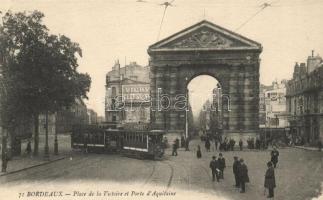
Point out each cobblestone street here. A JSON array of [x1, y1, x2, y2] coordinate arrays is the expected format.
[[0, 137, 322, 200]]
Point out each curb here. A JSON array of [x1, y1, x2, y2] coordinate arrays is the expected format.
[[0, 157, 66, 177], [292, 146, 322, 152]]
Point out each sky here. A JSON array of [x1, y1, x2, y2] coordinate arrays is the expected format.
[[1, 0, 323, 116]]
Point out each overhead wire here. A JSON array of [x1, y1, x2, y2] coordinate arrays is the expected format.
[[156, 0, 175, 41], [235, 0, 279, 31]]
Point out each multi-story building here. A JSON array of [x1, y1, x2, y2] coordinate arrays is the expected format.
[[259, 84, 274, 127], [286, 52, 323, 145], [40, 98, 89, 135], [264, 80, 289, 128], [105, 61, 150, 124]]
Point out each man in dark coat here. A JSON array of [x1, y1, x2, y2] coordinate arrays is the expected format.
[[181, 135, 185, 148], [230, 139, 236, 151], [185, 138, 190, 151], [83, 134, 88, 153], [175, 138, 180, 149], [264, 161, 276, 199], [26, 140, 32, 154], [218, 153, 226, 179], [205, 137, 211, 152], [209, 156, 220, 182], [172, 140, 178, 156], [238, 158, 249, 193], [233, 156, 240, 187], [270, 147, 279, 168], [239, 139, 243, 151]]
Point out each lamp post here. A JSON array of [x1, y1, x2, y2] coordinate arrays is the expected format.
[[185, 89, 188, 139], [185, 77, 188, 139], [44, 111, 49, 160], [54, 112, 58, 155]]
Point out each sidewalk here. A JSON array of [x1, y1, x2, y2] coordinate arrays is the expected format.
[[0, 134, 71, 176], [294, 145, 322, 152], [0, 154, 66, 176]]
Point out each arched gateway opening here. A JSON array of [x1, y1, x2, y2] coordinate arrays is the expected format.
[[187, 75, 223, 139], [148, 20, 262, 140]]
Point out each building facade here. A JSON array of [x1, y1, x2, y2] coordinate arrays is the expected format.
[[105, 61, 150, 125], [87, 109, 98, 125], [286, 52, 323, 145]]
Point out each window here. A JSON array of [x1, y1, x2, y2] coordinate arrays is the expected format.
[[140, 108, 146, 120], [111, 87, 117, 97]]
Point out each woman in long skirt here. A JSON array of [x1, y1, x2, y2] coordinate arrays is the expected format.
[[197, 145, 202, 158]]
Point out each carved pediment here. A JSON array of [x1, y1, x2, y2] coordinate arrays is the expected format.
[[148, 20, 262, 52], [168, 28, 234, 49]]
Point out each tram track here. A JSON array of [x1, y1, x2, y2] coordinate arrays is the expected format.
[[141, 159, 174, 189], [165, 161, 174, 189], [142, 161, 157, 186]]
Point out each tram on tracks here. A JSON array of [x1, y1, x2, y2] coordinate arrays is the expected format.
[[71, 123, 165, 159]]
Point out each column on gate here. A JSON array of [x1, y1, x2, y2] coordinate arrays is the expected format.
[[227, 66, 239, 132], [154, 66, 166, 129], [169, 66, 178, 131], [243, 63, 260, 132]]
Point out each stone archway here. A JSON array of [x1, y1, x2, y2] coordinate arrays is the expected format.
[[148, 20, 262, 139]]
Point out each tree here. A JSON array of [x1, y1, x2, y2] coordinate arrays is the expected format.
[[0, 10, 91, 156]]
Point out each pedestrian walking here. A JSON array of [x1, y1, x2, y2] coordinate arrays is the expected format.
[[175, 138, 180, 149], [197, 145, 202, 158], [218, 153, 226, 179], [233, 156, 241, 188], [185, 138, 190, 151], [181, 135, 185, 148], [264, 161, 276, 199], [83, 134, 88, 153], [209, 156, 220, 182], [214, 138, 218, 151], [318, 140, 322, 152], [230, 138, 236, 151], [205, 137, 211, 152], [172, 140, 178, 156], [238, 158, 249, 193], [239, 139, 243, 151], [270, 147, 279, 168], [26, 140, 32, 154]]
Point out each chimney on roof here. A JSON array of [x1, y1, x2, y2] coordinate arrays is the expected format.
[[307, 51, 322, 73], [299, 63, 307, 74], [293, 62, 300, 79]]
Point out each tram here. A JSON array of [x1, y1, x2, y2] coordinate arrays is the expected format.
[[71, 124, 165, 159]]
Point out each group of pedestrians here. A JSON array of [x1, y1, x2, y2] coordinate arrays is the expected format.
[[172, 136, 190, 156], [207, 146, 279, 198], [209, 153, 226, 182], [210, 154, 249, 193], [203, 136, 247, 152]]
